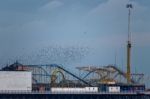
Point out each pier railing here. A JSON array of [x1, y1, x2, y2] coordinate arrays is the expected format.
[[0, 90, 146, 95]]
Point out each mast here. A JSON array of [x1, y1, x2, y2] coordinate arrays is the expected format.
[[126, 4, 133, 84]]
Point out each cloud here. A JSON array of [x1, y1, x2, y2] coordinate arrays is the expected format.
[[39, 0, 64, 12], [132, 32, 150, 47], [130, 0, 150, 7], [88, 0, 127, 16]]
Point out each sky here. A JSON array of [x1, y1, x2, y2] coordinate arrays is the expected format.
[[0, 0, 150, 81]]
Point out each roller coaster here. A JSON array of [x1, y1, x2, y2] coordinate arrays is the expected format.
[[1, 62, 144, 92], [76, 65, 144, 85]]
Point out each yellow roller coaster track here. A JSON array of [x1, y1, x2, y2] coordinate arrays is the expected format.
[[51, 68, 65, 85]]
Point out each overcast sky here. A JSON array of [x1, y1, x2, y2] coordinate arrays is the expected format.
[[0, 0, 150, 79]]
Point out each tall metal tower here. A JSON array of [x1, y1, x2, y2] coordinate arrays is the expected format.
[[126, 4, 133, 84]]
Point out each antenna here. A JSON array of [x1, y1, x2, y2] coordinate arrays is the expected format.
[[126, 3, 133, 84]]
